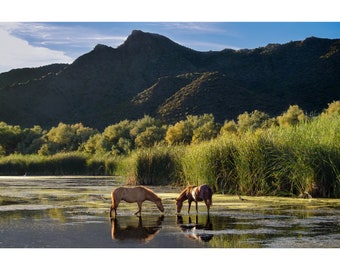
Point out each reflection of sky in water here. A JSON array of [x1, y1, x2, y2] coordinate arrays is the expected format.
[[264, 234, 340, 248], [0, 204, 55, 211], [1, 177, 340, 248]]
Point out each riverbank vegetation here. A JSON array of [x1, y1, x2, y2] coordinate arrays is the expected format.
[[1, 101, 340, 197]]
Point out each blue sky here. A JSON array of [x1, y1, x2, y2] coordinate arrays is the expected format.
[[1, 1, 340, 73]]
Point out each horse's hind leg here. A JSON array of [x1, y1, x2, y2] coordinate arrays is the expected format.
[[110, 191, 119, 218], [204, 199, 210, 214], [188, 200, 193, 214], [110, 191, 114, 217], [110, 206, 113, 218]]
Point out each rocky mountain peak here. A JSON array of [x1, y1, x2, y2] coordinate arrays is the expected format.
[[0, 31, 339, 130]]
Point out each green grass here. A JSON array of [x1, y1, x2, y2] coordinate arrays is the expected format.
[[1, 114, 339, 198], [0, 152, 117, 176], [178, 115, 340, 197], [122, 146, 184, 185]]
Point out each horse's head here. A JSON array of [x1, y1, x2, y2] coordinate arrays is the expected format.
[[156, 199, 164, 213], [176, 198, 183, 214]]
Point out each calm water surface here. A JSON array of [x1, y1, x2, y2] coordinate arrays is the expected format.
[[1, 176, 340, 248]]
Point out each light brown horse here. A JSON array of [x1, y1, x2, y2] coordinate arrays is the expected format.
[[176, 184, 213, 214], [110, 186, 164, 217], [111, 215, 164, 243]]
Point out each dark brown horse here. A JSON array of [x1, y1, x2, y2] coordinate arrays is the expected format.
[[176, 215, 213, 242], [176, 184, 213, 214], [110, 186, 164, 218]]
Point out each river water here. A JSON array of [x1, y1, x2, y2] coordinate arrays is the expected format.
[[1, 176, 340, 248]]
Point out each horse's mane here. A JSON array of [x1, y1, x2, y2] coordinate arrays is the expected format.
[[141, 186, 161, 200], [176, 185, 196, 200]]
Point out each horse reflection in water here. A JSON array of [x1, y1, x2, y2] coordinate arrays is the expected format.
[[176, 215, 213, 242], [111, 215, 164, 243]]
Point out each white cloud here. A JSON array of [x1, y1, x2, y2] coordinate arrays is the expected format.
[[162, 22, 228, 34], [10, 23, 126, 48], [0, 26, 73, 73], [187, 41, 240, 51]]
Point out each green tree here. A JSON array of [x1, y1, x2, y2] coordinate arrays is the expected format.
[[81, 133, 102, 155], [0, 122, 23, 155], [220, 120, 238, 136], [38, 122, 97, 155], [100, 120, 134, 155], [165, 114, 218, 145], [0, 145, 5, 156], [192, 121, 219, 143], [277, 105, 308, 127], [237, 110, 270, 133], [186, 114, 215, 130], [322, 100, 340, 116], [165, 120, 193, 145], [114, 137, 133, 155], [130, 115, 160, 138], [135, 125, 166, 148], [16, 125, 44, 154]]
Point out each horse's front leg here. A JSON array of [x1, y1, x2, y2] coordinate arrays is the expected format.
[[134, 201, 142, 216], [188, 200, 192, 214], [109, 206, 114, 218], [195, 201, 198, 213], [110, 205, 117, 218], [110, 201, 120, 218]]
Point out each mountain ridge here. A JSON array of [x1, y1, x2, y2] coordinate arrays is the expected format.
[[0, 30, 339, 130]]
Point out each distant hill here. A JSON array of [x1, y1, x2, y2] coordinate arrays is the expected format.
[[0, 30, 339, 130]]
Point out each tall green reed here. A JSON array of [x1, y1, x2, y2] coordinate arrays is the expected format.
[[233, 132, 279, 195], [261, 115, 340, 197], [180, 137, 238, 192], [0, 152, 117, 176], [127, 146, 184, 185], [179, 114, 340, 197]]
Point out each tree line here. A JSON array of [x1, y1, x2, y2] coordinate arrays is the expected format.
[[1, 101, 340, 197], [2, 102, 338, 158]]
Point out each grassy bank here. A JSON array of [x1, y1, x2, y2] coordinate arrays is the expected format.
[[120, 146, 184, 185], [0, 152, 117, 176], [180, 115, 340, 197], [1, 115, 339, 198], [116, 114, 340, 197]]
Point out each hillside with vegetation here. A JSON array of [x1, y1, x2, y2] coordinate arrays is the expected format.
[[0, 30, 339, 129], [0, 101, 339, 198]]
